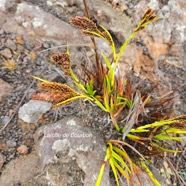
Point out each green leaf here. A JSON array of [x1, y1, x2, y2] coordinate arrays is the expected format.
[[154, 134, 186, 141], [129, 128, 149, 133], [99, 25, 116, 60], [74, 82, 88, 93], [116, 32, 136, 64], [32, 76, 50, 83], [112, 158, 130, 180], [110, 157, 119, 186], [136, 119, 177, 130], [164, 128, 186, 134], [141, 161, 161, 186], [110, 97, 114, 113], [94, 99, 109, 112], [152, 142, 182, 153], [112, 151, 131, 173], [70, 68, 79, 82], [95, 153, 108, 186], [101, 53, 112, 71], [85, 81, 96, 96], [105, 75, 112, 94], [126, 133, 143, 140], [113, 146, 133, 172], [54, 95, 88, 107], [103, 94, 110, 112]]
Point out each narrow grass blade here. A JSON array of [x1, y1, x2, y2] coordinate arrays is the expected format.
[[152, 142, 182, 153], [141, 161, 161, 186], [96, 153, 108, 186], [32, 76, 50, 83], [110, 156, 119, 186], [112, 158, 130, 181], [53, 95, 87, 107], [112, 150, 131, 173], [154, 134, 186, 141]]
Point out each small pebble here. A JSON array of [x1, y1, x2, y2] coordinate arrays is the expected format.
[[0, 153, 5, 168], [43, 42, 50, 49], [6, 139, 17, 148], [5, 38, 17, 51], [0, 48, 12, 58], [17, 145, 29, 155], [0, 29, 4, 35], [0, 45, 4, 50]]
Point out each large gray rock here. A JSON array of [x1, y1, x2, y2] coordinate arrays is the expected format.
[[0, 152, 42, 186], [18, 100, 51, 123], [34, 117, 111, 186], [0, 2, 85, 44], [0, 117, 111, 186]]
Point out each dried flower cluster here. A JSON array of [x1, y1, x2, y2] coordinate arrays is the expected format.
[[134, 8, 158, 32], [50, 53, 71, 75], [70, 16, 113, 46], [32, 82, 79, 108]]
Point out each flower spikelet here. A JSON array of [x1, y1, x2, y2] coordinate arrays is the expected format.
[[32, 81, 79, 108], [70, 16, 98, 32], [134, 8, 158, 32], [70, 16, 113, 46], [50, 53, 71, 75], [38, 82, 78, 96], [32, 92, 67, 102]]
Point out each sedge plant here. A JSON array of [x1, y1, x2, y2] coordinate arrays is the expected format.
[[32, 5, 186, 186]]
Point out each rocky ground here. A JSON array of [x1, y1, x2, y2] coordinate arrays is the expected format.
[[0, 0, 185, 186]]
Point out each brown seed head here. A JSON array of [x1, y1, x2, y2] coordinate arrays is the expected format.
[[37, 82, 78, 96], [70, 16, 98, 32], [50, 53, 71, 75], [32, 92, 67, 102]]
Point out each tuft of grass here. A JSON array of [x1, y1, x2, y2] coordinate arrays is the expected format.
[[1, 59, 17, 71], [32, 4, 186, 186]]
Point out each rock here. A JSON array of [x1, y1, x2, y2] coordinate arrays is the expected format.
[[0, 117, 111, 186], [0, 29, 4, 34], [34, 117, 111, 186], [17, 145, 29, 155], [88, 0, 132, 41], [15, 35, 24, 45], [18, 100, 52, 123], [0, 153, 5, 169], [13, 2, 85, 43], [143, 36, 168, 58], [42, 42, 49, 48], [0, 48, 12, 58], [0, 79, 13, 102], [0, 0, 6, 11], [5, 0, 19, 14], [6, 139, 17, 148], [0, 152, 42, 186], [0, 116, 10, 126], [5, 38, 17, 51]]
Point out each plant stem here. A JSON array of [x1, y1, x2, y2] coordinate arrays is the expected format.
[[83, 0, 99, 66]]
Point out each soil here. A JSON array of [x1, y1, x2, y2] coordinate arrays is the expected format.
[[0, 0, 185, 186]]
